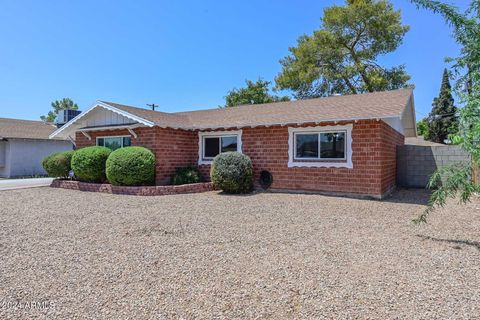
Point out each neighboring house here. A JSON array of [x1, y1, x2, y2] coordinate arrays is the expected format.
[[0, 118, 73, 178], [50, 88, 416, 198]]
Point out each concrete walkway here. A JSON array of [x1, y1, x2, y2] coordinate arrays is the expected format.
[[0, 178, 53, 191]]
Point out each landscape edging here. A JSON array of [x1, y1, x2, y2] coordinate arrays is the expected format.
[[50, 179, 213, 196]]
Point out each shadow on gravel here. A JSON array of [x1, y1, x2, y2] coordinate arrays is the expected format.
[[417, 235, 480, 252], [383, 188, 431, 206], [215, 188, 433, 204], [216, 190, 261, 197]]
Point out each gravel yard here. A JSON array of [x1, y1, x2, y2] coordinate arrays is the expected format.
[[0, 187, 479, 319]]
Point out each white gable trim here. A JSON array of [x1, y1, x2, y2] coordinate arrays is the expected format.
[[49, 101, 154, 139]]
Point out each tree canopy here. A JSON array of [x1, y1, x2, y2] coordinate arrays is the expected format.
[[41, 98, 79, 123], [224, 79, 290, 108], [424, 69, 459, 143], [416, 118, 428, 137], [275, 0, 411, 99]]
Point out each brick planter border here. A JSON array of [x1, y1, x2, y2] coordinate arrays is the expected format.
[[51, 180, 213, 196]]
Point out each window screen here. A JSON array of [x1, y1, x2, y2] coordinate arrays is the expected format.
[[203, 135, 238, 159], [295, 134, 319, 158], [204, 137, 220, 158]]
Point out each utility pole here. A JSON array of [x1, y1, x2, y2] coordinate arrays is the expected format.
[[147, 103, 159, 111]]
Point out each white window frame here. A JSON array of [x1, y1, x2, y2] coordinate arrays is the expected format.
[[198, 130, 242, 165], [288, 124, 353, 168], [96, 135, 132, 149], [293, 130, 347, 161]]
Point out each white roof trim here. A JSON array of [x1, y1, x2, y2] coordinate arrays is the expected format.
[[49, 101, 154, 139], [78, 123, 143, 132]]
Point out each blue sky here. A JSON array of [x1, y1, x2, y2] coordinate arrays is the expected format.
[[0, 0, 467, 121]]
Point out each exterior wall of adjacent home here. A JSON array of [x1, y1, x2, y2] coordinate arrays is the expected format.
[[0, 140, 10, 177], [75, 119, 404, 198], [0, 139, 73, 178]]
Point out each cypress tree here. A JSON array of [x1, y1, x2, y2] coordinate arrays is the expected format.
[[426, 69, 458, 143]]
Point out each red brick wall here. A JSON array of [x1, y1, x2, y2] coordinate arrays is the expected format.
[[75, 119, 404, 197], [51, 179, 213, 196], [379, 121, 405, 194], [198, 120, 404, 198], [75, 127, 197, 185], [153, 128, 197, 184]]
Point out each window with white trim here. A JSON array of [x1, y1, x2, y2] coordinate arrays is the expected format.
[[294, 131, 346, 160], [288, 125, 353, 168], [96, 136, 131, 150], [198, 131, 242, 164]]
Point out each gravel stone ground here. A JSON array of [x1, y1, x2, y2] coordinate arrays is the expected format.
[[0, 187, 479, 319]]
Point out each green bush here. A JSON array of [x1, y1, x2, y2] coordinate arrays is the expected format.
[[106, 146, 155, 186], [42, 150, 74, 178], [71, 146, 112, 182], [171, 166, 202, 185], [210, 152, 253, 193]]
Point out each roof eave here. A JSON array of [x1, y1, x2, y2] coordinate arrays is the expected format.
[[185, 115, 403, 131]]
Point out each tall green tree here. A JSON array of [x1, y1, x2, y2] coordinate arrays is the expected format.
[[224, 79, 290, 108], [411, 0, 480, 223], [41, 98, 79, 123], [425, 69, 459, 143], [416, 118, 429, 137], [275, 0, 411, 99]]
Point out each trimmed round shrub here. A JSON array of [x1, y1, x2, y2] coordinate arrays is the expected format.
[[71, 146, 112, 182], [42, 150, 74, 178], [171, 166, 202, 185], [106, 146, 155, 186], [210, 152, 253, 193]]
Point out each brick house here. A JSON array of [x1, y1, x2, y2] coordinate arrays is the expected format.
[[50, 88, 416, 198]]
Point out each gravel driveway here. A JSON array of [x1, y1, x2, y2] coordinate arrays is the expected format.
[[1, 187, 479, 319]]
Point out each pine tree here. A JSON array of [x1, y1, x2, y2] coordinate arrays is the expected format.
[[426, 69, 458, 143], [275, 0, 411, 99], [40, 98, 79, 123]]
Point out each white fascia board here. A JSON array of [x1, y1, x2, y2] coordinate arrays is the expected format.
[[95, 101, 155, 127], [49, 101, 154, 139], [78, 123, 143, 132]]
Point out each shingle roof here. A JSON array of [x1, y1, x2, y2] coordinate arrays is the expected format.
[[0, 118, 65, 140], [101, 88, 413, 130], [100, 101, 189, 129]]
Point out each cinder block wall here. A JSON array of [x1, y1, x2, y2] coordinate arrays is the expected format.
[[397, 145, 470, 188]]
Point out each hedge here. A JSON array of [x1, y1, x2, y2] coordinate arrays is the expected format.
[[71, 146, 112, 182], [42, 150, 74, 178], [210, 152, 253, 193], [171, 166, 202, 185], [106, 146, 155, 186]]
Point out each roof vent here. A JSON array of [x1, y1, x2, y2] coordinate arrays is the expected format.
[[55, 109, 82, 128]]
